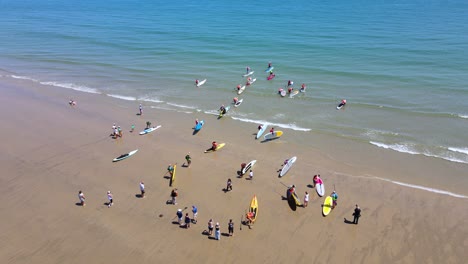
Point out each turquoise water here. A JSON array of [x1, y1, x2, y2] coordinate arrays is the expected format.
[[1, 0, 468, 164]]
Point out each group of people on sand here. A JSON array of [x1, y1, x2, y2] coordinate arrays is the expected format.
[[111, 123, 123, 138]]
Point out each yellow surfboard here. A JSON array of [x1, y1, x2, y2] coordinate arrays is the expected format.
[[322, 196, 333, 216], [169, 164, 176, 186], [291, 192, 302, 206], [264, 131, 283, 140], [204, 143, 226, 153]]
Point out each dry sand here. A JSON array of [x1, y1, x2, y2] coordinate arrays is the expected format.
[[1, 77, 467, 264]]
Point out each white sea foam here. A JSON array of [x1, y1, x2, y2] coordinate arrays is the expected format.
[[138, 96, 164, 103], [364, 129, 399, 137], [11, 75, 38, 82], [374, 177, 468, 199], [40, 81, 100, 94], [166, 102, 197, 110], [107, 94, 136, 101], [369, 141, 419, 155], [448, 147, 468, 155], [458, 114, 468, 119], [231, 116, 311, 132]]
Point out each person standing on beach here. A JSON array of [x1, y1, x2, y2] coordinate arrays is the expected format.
[[167, 164, 174, 177], [184, 213, 191, 228], [139, 104, 143, 115], [107, 191, 113, 208], [185, 153, 192, 168], [208, 219, 214, 236], [226, 178, 233, 191], [139, 181, 145, 198], [192, 205, 198, 224], [78, 191, 85, 206], [331, 191, 338, 209], [249, 170, 253, 180], [177, 209, 183, 225], [171, 188, 178, 205], [303, 191, 309, 207], [215, 222, 221, 240], [228, 219, 234, 237], [353, 205, 361, 224], [118, 126, 122, 138]]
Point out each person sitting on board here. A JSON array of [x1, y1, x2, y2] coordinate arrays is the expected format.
[[237, 84, 241, 91], [269, 127, 275, 134], [338, 99, 347, 108], [278, 88, 284, 95], [233, 97, 238, 104], [246, 77, 252, 86], [288, 87, 293, 94], [211, 141, 218, 151], [300, 83, 306, 92], [195, 79, 199, 85], [287, 80, 293, 87], [246, 66, 251, 73], [258, 124, 263, 130], [268, 62, 272, 68]]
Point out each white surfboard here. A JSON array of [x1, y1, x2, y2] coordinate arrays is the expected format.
[[264, 131, 283, 140], [289, 90, 299, 98], [234, 98, 243, 108], [113, 149, 138, 162], [196, 79, 207, 87], [139, 125, 162, 135], [243, 71, 254, 77], [279, 156, 297, 177], [315, 183, 325, 197], [237, 85, 246, 94], [280, 90, 286, 97], [256, 124, 268, 139], [247, 78, 257, 85], [241, 160, 257, 175]]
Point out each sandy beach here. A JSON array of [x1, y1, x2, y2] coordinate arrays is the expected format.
[[1, 77, 467, 264]]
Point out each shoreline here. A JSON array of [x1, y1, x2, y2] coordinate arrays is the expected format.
[[1, 77, 467, 263]]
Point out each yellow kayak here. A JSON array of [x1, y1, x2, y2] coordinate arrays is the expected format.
[[246, 195, 258, 224], [322, 196, 333, 216], [169, 164, 176, 187]]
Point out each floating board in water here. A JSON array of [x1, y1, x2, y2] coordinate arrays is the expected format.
[[279, 156, 297, 177], [322, 196, 333, 216], [264, 130, 283, 140], [243, 71, 254, 77], [196, 79, 207, 87], [246, 78, 257, 85], [256, 124, 268, 139], [204, 143, 226, 153], [139, 125, 162, 135], [194, 120, 204, 131], [219, 106, 230, 118], [280, 90, 286, 97], [267, 74, 276, 80], [336, 102, 346, 110], [289, 90, 299, 98], [241, 160, 257, 175], [237, 85, 246, 95], [169, 164, 176, 186], [315, 183, 325, 197], [265, 66, 274, 73], [113, 149, 138, 162], [234, 99, 243, 108]]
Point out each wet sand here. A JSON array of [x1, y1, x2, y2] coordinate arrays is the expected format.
[[1, 77, 467, 264]]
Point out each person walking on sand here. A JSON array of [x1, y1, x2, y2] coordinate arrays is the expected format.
[[303, 191, 309, 207], [139, 104, 143, 115], [228, 219, 234, 237], [249, 170, 253, 180], [184, 213, 191, 228], [177, 209, 183, 225], [331, 191, 338, 209], [215, 222, 221, 240], [167, 164, 174, 177], [208, 219, 214, 236], [78, 190, 85, 206], [192, 205, 198, 224], [139, 181, 145, 198], [353, 204, 361, 224], [185, 153, 192, 168], [170, 188, 178, 205], [130, 124, 135, 132], [107, 191, 113, 208], [226, 178, 233, 191]]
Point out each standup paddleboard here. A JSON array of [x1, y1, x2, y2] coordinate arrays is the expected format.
[[243, 71, 254, 77], [169, 164, 176, 186], [336, 102, 346, 110], [139, 125, 162, 135], [204, 143, 226, 153], [256, 124, 268, 139], [289, 90, 299, 98], [196, 79, 207, 87], [267, 74, 276, 80], [241, 160, 257, 175], [237, 85, 246, 95], [315, 183, 325, 197], [279, 156, 297, 177], [246, 78, 257, 86], [234, 99, 243, 108], [322, 196, 333, 216], [264, 131, 283, 140], [194, 120, 204, 131], [113, 149, 138, 162], [265, 66, 274, 73]]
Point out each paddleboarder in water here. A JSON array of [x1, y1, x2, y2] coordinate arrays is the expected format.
[[195, 79, 199, 86], [300, 83, 306, 92], [246, 66, 251, 74]]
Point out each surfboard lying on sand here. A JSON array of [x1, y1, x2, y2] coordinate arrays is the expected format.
[[256, 124, 268, 139], [194, 120, 204, 131], [279, 156, 297, 177], [234, 99, 243, 108], [196, 79, 207, 87], [243, 71, 254, 77], [241, 160, 257, 175], [322, 196, 333, 216], [113, 149, 138, 162], [315, 183, 325, 197], [264, 131, 283, 140], [204, 143, 226, 153], [139, 125, 162, 135]]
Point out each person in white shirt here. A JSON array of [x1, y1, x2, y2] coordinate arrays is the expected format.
[[304, 191, 309, 208], [78, 191, 85, 206], [249, 170, 253, 180], [107, 191, 113, 207], [139, 182, 145, 198]]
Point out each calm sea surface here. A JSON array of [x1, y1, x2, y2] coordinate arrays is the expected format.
[[1, 0, 468, 164]]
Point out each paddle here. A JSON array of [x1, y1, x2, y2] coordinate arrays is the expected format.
[[171, 206, 188, 220]]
